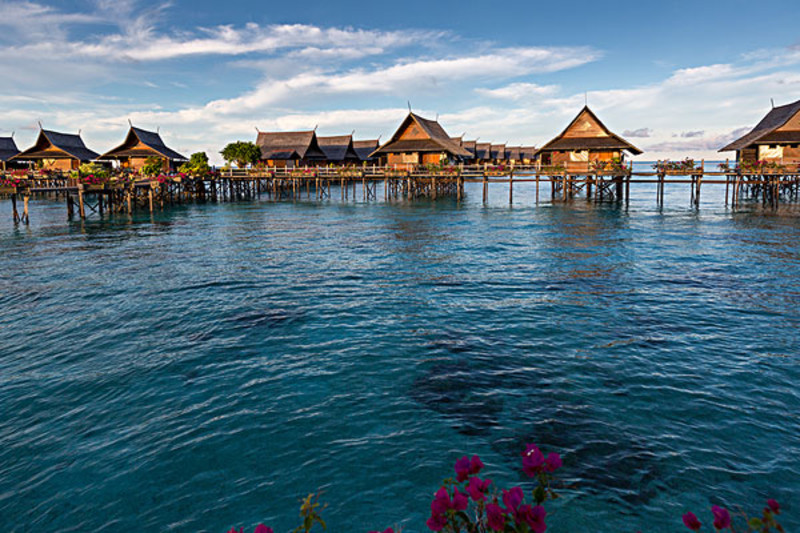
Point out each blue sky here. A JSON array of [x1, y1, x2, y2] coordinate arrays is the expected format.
[[0, 0, 799, 163]]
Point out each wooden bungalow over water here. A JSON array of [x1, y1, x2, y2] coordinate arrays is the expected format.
[[520, 146, 537, 164], [536, 106, 642, 170], [256, 131, 327, 168], [98, 125, 187, 172], [0, 136, 20, 170], [460, 140, 478, 162], [12, 129, 99, 171], [353, 139, 381, 164], [475, 142, 493, 164], [371, 112, 472, 168], [317, 135, 360, 165], [506, 146, 522, 164], [491, 144, 507, 164], [720, 99, 800, 164]]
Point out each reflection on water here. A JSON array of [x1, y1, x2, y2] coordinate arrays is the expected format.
[[0, 188, 798, 532]]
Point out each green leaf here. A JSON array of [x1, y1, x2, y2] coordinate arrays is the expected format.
[[748, 517, 764, 530], [534, 485, 546, 504]]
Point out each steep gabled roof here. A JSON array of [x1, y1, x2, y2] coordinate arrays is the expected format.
[[519, 146, 537, 160], [490, 144, 507, 160], [536, 106, 642, 155], [506, 146, 523, 160], [475, 142, 492, 159], [353, 139, 380, 161], [720, 99, 800, 152], [0, 136, 20, 162], [256, 130, 326, 160], [372, 112, 472, 158], [317, 135, 360, 162], [461, 140, 477, 158], [99, 125, 187, 161], [13, 129, 99, 161]]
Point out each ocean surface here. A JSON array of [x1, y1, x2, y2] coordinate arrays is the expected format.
[[0, 180, 798, 532]]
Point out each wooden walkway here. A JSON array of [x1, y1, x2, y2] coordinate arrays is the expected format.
[[2, 165, 800, 224]]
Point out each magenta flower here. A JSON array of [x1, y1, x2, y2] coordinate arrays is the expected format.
[[454, 455, 484, 482], [486, 503, 506, 531], [431, 487, 452, 516], [426, 513, 447, 531], [227, 528, 243, 533], [467, 477, 492, 502], [545, 452, 562, 473], [455, 456, 471, 482], [522, 444, 546, 476], [502, 487, 524, 513], [517, 504, 547, 533], [767, 499, 780, 514], [253, 525, 273, 533], [452, 487, 468, 511], [682, 512, 702, 531], [711, 505, 731, 530]]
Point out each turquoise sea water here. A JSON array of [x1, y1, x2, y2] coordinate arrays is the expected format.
[[0, 182, 798, 532]]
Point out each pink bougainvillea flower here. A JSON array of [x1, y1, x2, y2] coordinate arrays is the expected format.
[[502, 487, 524, 513], [454, 456, 471, 482], [227, 528, 243, 533], [467, 476, 492, 502], [431, 487, 452, 516], [522, 444, 546, 477], [253, 525, 273, 533], [711, 505, 731, 530], [452, 487, 468, 511], [455, 455, 484, 482], [426, 513, 447, 531], [486, 503, 506, 531], [682, 512, 702, 531], [516, 504, 547, 533], [544, 452, 562, 473], [767, 499, 780, 514]]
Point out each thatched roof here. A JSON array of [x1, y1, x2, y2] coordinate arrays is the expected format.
[[475, 143, 492, 160], [461, 140, 477, 156], [99, 125, 187, 162], [506, 146, 523, 160], [353, 139, 380, 161], [720, 99, 800, 152], [0, 136, 20, 162], [491, 144, 507, 160], [13, 129, 99, 161], [372, 113, 473, 158], [317, 135, 360, 162], [537, 106, 642, 155], [256, 130, 326, 160], [520, 146, 537, 160]]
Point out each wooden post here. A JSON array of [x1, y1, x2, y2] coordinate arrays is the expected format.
[[67, 193, 74, 218], [11, 193, 19, 223], [456, 174, 463, 202], [482, 172, 488, 204], [148, 187, 154, 213], [23, 194, 29, 224], [509, 171, 514, 204], [535, 171, 540, 204], [78, 186, 86, 219], [126, 191, 132, 213]]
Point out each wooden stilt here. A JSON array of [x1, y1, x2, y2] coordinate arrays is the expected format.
[[11, 193, 19, 223], [482, 172, 488, 204], [23, 194, 29, 224], [78, 186, 86, 219], [509, 171, 514, 204]]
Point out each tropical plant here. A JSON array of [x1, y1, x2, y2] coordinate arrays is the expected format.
[[179, 152, 212, 178], [141, 156, 165, 177], [221, 141, 262, 168]]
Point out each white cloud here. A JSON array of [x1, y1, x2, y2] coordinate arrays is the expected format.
[[476, 82, 560, 100]]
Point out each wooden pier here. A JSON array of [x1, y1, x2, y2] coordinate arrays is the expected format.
[[2, 163, 800, 224]]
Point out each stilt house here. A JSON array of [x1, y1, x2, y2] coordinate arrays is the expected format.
[[536, 106, 642, 170], [370, 113, 472, 167], [719, 99, 800, 164], [256, 131, 327, 167], [98, 125, 187, 172], [0, 136, 20, 170], [353, 139, 382, 164], [12, 129, 99, 171], [317, 135, 360, 165]]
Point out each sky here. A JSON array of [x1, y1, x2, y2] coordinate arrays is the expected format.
[[0, 0, 799, 164]]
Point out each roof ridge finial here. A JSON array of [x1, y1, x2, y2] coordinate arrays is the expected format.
[[157, 126, 160, 133], [255, 126, 261, 133], [408, 101, 412, 113], [771, 98, 775, 109], [37, 120, 43, 130], [585, 92, 588, 106], [313, 124, 318, 132], [128, 118, 133, 127], [11, 131, 14, 138], [435, 113, 439, 122], [351, 129, 355, 136], [78, 128, 81, 136]]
